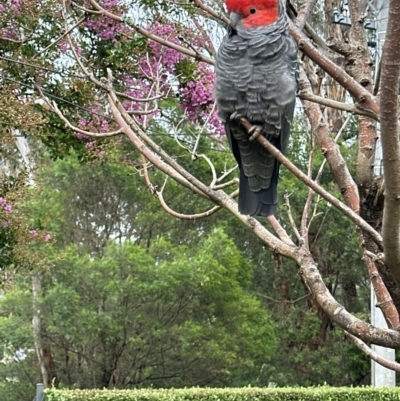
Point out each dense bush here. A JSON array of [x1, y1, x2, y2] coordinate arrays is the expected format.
[[45, 387, 400, 401]]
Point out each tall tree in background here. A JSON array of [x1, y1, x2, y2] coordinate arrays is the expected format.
[[1, 0, 400, 389]]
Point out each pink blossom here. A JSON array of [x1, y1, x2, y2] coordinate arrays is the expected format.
[[83, 0, 127, 40], [85, 142, 94, 149], [44, 234, 51, 242], [29, 230, 38, 237], [75, 132, 90, 141], [180, 63, 215, 118], [0, 198, 6, 207], [59, 41, 68, 53], [4, 204, 12, 214], [144, 23, 184, 75], [0, 4, 4, 12], [97, 150, 106, 158], [123, 77, 160, 127], [10, 0, 20, 12], [2, 221, 9, 228], [1, 28, 18, 40]]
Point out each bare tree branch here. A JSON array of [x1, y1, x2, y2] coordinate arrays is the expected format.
[[238, 117, 382, 246], [284, 193, 302, 242], [267, 216, 296, 246], [364, 252, 400, 330], [346, 332, 400, 372], [298, 92, 378, 120], [49, 100, 122, 137], [33, 16, 86, 59], [299, 68, 360, 214], [141, 155, 225, 220], [289, 22, 379, 116], [293, 0, 317, 30]]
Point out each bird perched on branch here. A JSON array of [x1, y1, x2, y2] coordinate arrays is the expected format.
[[214, 0, 298, 216]]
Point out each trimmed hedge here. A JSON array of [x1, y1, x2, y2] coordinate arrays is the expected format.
[[45, 387, 400, 401]]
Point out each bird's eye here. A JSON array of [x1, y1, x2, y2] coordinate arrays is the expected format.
[[249, 7, 257, 14]]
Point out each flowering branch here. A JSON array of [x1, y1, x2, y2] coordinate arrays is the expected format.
[[87, 0, 214, 65], [48, 99, 122, 137]]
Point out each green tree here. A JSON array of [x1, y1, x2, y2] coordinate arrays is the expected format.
[[0, 230, 275, 394]]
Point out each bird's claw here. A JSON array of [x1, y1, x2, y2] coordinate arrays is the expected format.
[[248, 125, 263, 141], [230, 111, 242, 121]]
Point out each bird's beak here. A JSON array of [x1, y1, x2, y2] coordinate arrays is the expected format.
[[229, 12, 241, 29]]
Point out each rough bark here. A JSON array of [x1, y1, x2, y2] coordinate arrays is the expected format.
[[380, 0, 400, 284]]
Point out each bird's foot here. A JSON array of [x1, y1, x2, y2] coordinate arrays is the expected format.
[[230, 111, 243, 121], [248, 125, 263, 141]]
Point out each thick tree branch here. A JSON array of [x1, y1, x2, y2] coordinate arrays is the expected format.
[[296, 249, 400, 348], [381, 0, 400, 284]]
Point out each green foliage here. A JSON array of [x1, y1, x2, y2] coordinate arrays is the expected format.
[[45, 387, 400, 401], [0, 227, 275, 391]]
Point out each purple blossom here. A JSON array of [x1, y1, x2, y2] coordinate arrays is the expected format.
[[0, 198, 6, 207], [123, 77, 160, 127], [9, 0, 20, 12], [74, 132, 90, 141], [1, 27, 18, 40], [180, 63, 215, 119], [59, 41, 68, 53], [145, 23, 184, 74], [2, 221, 9, 228], [83, 0, 127, 40]]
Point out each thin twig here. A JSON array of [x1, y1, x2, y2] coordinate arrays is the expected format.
[[299, 132, 316, 245], [297, 92, 378, 120], [267, 215, 296, 246], [284, 193, 302, 242], [34, 17, 86, 59]]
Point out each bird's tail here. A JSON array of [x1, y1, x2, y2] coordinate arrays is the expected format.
[[238, 164, 279, 217]]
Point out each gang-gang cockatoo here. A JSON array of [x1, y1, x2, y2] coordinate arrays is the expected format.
[[214, 0, 298, 216]]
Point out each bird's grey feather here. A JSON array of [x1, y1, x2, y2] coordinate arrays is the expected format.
[[214, 0, 298, 216]]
